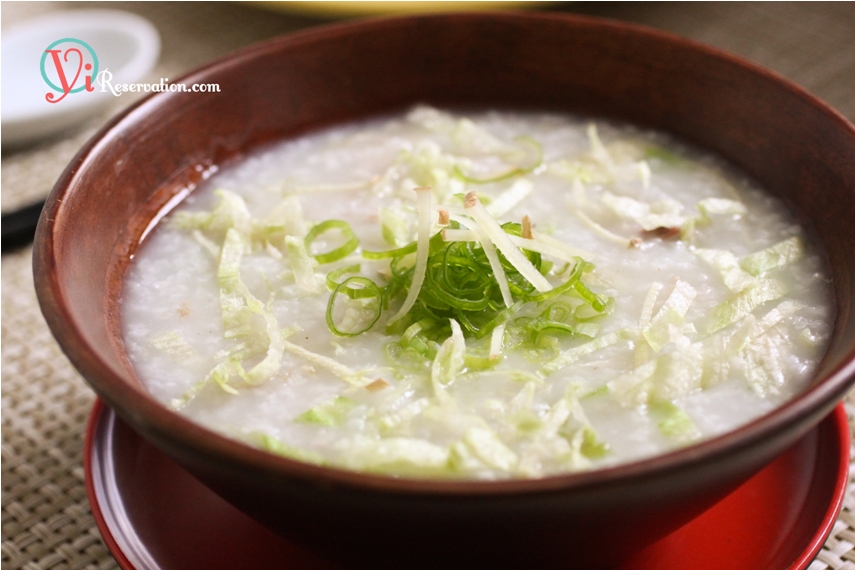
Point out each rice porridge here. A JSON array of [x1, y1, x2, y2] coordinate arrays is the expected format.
[[122, 106, 833, 479]]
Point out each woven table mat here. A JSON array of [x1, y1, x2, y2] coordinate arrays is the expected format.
[[3, 3, 854, 569]]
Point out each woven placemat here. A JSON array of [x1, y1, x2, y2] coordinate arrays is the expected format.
[[3, 3, 855, 569]]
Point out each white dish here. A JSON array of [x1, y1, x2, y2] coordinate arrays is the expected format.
[[1, 10, 159, 147]]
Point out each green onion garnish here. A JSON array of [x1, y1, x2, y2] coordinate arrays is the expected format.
[[322, 190, 610, 360], [305, 220, 359, 264], [453, 136, 543, 184], [326, 276, 382, 337]]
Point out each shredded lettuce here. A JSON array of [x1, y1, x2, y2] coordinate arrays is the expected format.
[[192, 229, 220, 258], [650, 401, 701, 443], [340, 435, 451, 474], [456, 426, 518, 472], [149, 330, 197, 362], [280, 338, 371, 387], [516, 384, 608, 475], [376, 397, 430, 433], [380, 207, 412, 247], [241, 292, 286, 386], [741, 237, 803, 276], [295, 396, 356, 426], [217, 228, 254, 339], [587, 124, 612, 166], [569, 180, 634, 246], [696, 198, 747, 219], [431, 319, 467, 402], [601, 192, 686, 232], [258, 433, 325, 465], [634, 282, 663, 365], [701, 333, 730, 388], [728, 299, 805, 354], [538, 330, 627, 377], [277, 195, 309, 238], [694, 248, 756, 293], [650, 327, 704, 401], [398, 142, 463, 204], [608, 360, 657, 408], [407, 105, 457, 132], [707, 279, 785, 334], [643, 280, 697, 352], [485, 179, 534, 218], [721, 300, 804, 397], [284, 236, 320, 294], [451, 118, 508, 155], [171, 358, 242, 409], [742, 333, 786, 397], [173, 189, 251, 235]]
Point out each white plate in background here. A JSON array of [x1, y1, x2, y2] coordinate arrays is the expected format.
[[1, 10, 160, 147]]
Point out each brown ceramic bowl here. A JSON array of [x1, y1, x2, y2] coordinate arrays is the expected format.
[[34, 12, 855, 569]]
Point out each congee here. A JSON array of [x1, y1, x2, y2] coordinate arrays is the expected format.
[[122, 107, 833, 479]]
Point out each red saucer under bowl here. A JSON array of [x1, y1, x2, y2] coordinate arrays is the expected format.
[[85, 400, 850, 569]]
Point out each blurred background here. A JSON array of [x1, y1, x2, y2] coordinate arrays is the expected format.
[[2, 3, 854, 570]]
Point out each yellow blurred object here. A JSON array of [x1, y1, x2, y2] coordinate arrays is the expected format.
[[250, 1, 548, 19]]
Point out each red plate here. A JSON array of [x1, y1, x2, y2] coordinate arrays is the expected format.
[[85, 400, 850, 570]]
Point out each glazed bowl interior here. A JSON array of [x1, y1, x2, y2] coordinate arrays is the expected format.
[[35, 12, 855, 569]]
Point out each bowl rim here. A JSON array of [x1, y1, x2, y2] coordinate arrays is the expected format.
[[35, 10, 855, 496]]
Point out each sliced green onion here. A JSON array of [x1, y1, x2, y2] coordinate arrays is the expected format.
[[326, 264, 362, 292], [362, 241, 418, 260], [453, 136, 543, 184], [326, 276, 382, 337], [525, 259, 584, 303], [305, 220, 359, 264]]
